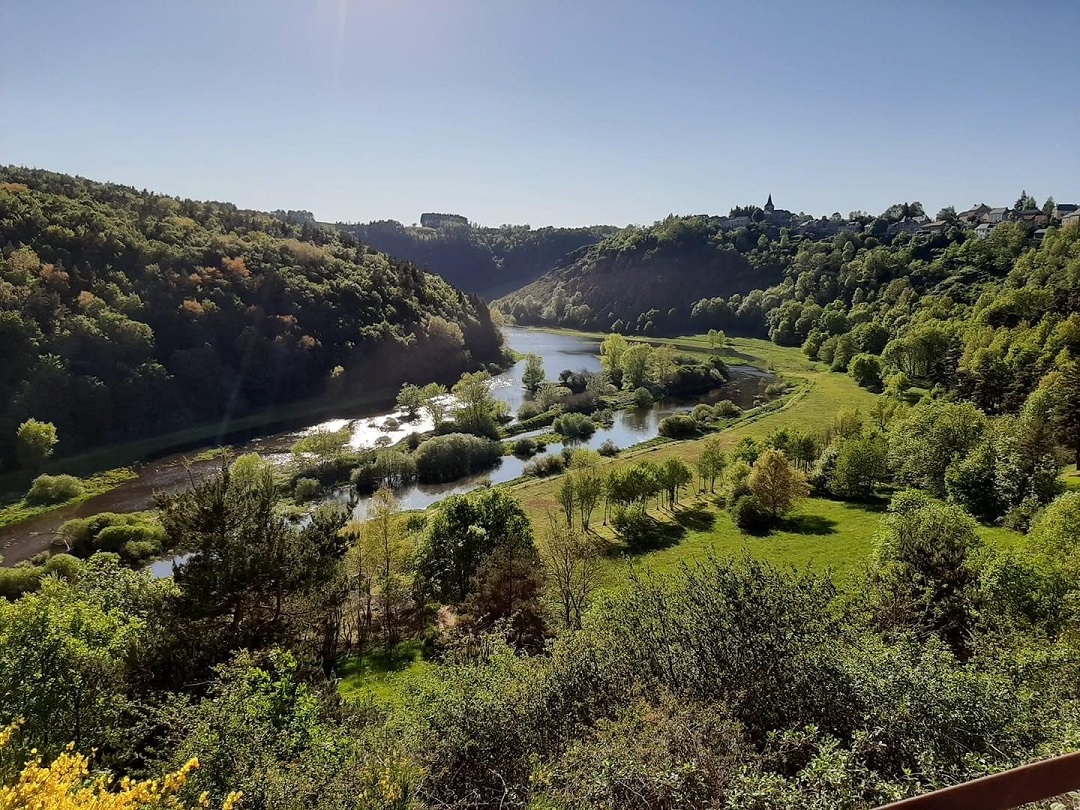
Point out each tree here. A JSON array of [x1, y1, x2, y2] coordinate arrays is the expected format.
[[1052, 361, 1080, 466], [569, 449, 604, 531], [521, 352, 546, 394], [599, 333, 629, 383], [648, 344, 679, 386], [936, 205, 959, 225], [848, 353, 883, 390], [417, 488, 534, 603], [452, 371, 503, 438], [887, 400, 987, 497], [658, 456, 693, 507], [1028, 492, 1080, 579], [362, 487, 410, 648], [870, 490, 982, 654], [420, 382, 450, 425], [829, 435, 888, 500], [541, 515, 601, 631], [696, 436, 727, 490], [557, 475, 576, 530], [15, 418, 58, 470], [747, 450, 808, 518], [396, 383, 425, 420], [707, 328, 727, 352], [619, 344, 653, 390]]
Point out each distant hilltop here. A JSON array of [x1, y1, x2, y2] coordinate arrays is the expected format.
[[420, 212, 469, 229]]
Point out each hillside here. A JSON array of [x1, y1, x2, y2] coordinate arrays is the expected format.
[[496, 214, 788, 333], [339, 218, 617, 299], [0, 168, 503, 472]]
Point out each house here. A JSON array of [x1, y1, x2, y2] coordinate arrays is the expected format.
[[1052, 204, 1078, 220], [1034, 229, 1049, 243], [974, 223, 994, 239], [983, 207, 1011, 224], [719, 215, 752, 229], [920, 220, 951, 236], [1063, 210, 1080, 230], [1015, 210, 1049, 228], [888, 217, 923, 236], [959, 204, 991, 224]]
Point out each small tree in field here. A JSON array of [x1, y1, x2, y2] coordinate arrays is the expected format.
[[16, 418, 58, 471], [748, 449, 809, 518], [396, 383, 425, 419]]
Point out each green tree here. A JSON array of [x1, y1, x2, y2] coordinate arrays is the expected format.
[[748, 450, 809, 518], [420, 382, 450, 425], [696, 436, 727, 491], [829, 435, 888, 500], [15, 418, 58, 471], [658, 456, 693, 507], [848, 353, 883, 390], [452, 371, 504, 438], [361, 487, 410, 648], [396, 383, 425, 420], [521, 353, 546, 394], [416, 488, 534, 603], [706, 328, 727, 352], [619, 344, 653, 390], [887, 400, 987, 497], [599, 333, 629, 383], [870, 490, 982, 653]]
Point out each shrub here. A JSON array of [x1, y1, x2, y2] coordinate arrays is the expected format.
[[121, 539, 161, 562], [57, 512, 166, 556], [294, 477, 322, 502], [553, 412, 596, 440], [0, 566, 44, 599], [713, 399, 741, 418], [25, 474, 84, 505], [731, 495, 773, 534], [658, 414, 698, 439], [764, 381, 790, 397], [414, 433, 502, 483], [513, 437, 538, 457], [523, 453, 565, 477], [849, 353, 883, 390], [691, 404, 714, 423], [632, 387, 654, 408], [598, 439, 620, 457], [95, 522, 167, 554], [611, 506, 662, 550], [517, 400, 545, 420]]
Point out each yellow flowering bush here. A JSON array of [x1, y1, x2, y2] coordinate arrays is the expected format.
[[0, 723, 241, 810]]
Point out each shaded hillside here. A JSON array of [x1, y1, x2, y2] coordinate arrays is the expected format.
[[0, 168, 503, 471], [496, 215, 788, 333], [339, 219, 617, 299]]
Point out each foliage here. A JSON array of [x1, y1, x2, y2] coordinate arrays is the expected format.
[[25, 474, 84, 505], [748, 449, 809, 517], [552, 412, 595, 440], [15, 418, 58, 470], [0, 168, 502, 472], [521, 353, 546, 394], [416, 489, 535, 604], [657, 413, 698, 439], [731, 494, 774, 534], [523, 453, 566, 477], [828, 435, 889, 500], [412, 433, 502, 484]]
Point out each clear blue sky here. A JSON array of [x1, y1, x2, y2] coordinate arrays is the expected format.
[[3, 0, 1078, 226]]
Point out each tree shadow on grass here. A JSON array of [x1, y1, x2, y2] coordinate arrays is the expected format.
[[606, 517, 686, 557], [673, 503, 716, 532], [780, 513, 838, 536]]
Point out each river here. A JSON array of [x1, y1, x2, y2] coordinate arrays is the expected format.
[[0, 328, 773, 567]]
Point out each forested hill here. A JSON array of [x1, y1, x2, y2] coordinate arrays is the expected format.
[[496, 215, 788, 333], [338, 218, 618, 299], [0, 168, 503, 470]]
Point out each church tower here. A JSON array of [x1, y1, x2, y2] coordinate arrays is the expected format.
[[764, 194, 775, 213]]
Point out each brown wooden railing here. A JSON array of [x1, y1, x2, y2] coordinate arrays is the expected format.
[[875, 751, 1080, 809]]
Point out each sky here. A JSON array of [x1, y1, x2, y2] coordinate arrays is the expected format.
[[2, 0, 1078, 227]]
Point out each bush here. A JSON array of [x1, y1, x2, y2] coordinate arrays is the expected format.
[[553, 412, 596, 440], [414, 433, 502, 483], [611, 506, 662, 551], [512, 437, 538, 457], [517, 400, 546, 420], [691, 404, 714, 423], [57, 512, 166, 556], [0, 566, 44, 599], [731, 495, 773, 534], [632, 387, 654, 408], [849, 353, 883, 390], [713, 399, 741, 418], [523, 453, 565, 477], [294, 477, 322, 502], [121, 539, 161, 562], [25, 474, 85, 505], [598, 439, 620, 457], [764, 381, 790, 397], [658, 414, 698, 439]]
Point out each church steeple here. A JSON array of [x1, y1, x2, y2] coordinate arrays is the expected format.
[[764, 194, 775, 213]]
